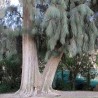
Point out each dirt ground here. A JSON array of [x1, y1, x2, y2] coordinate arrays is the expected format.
[[0, 91, 98, 98]]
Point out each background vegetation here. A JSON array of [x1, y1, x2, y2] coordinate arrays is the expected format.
[[0, 0, 98, 94]]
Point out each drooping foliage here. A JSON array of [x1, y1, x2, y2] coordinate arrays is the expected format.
[[43, 0, 68, 49], [0, 0, 98, 59], [42, 0, 69, 60], [69, 3, 98, 57], [42, 0, 98, 59]]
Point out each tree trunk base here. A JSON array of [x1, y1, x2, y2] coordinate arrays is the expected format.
[[40, 89, 61, 97], [39, 89, 61, 98], [1, 91, 98, 98], [15, 89, 33, 97], [15, 88, 39, 97], [40, 53, 63, 95], [17, 34, 41, 98], [15, 89, 61, 98]]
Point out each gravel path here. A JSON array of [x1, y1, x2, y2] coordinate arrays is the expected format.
[[0, 91, 98, 98]]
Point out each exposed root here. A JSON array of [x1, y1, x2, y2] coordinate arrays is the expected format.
[[14, 89, 34, 98], [48, 89, 61, 97], [40, 89, 61, 97]]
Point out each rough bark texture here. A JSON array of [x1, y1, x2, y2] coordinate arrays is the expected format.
[[15, 0, 42, 96], [16, 34, 41, 97], [17, 34, 62, 96], [40, 53, 63, 94]]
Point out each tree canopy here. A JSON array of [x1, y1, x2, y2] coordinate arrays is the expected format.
[[0, 0, 98, 62]]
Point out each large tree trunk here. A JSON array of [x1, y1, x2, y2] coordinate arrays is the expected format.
[[15, 0, 42, 96], [16, 0, 63, 96], [40, 53, 63, 95], [16, 34, 41, 97]]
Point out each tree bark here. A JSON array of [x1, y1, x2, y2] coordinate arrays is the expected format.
[[16, 34, 41, 97], [72, 78, 76, 91], [16, 0, 63, 96], [40, 53, 63, 94], [15, 0, 42, 96]]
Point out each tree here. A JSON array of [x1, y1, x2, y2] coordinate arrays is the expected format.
[[62, 55, 79, 90], [62, 54, 96, 90], [16, 0, 98, 97], [0, 0, 98, 97]]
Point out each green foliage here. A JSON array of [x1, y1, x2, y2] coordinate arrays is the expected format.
[[68, 38, 77, 57], [45, 51, 51, 61], [45, 6, 61, 19], [96, 54, 98, 65], [54, 77, 72, 91], [0, 54, 21, 93], [4, 54, 21, 77], [60, 12, 69, 45], [0, 84, 11, 93], [43, 0, 69, 59], [42, 1, 98, 60], [69, 4, 98, 56], [1, 0, 98, 61], [82, 33, 89, 52], [4, 28, 22, 37], [45, 50, 60, 61], [46, 21, 53, 37], [61, 54, 96, 90]]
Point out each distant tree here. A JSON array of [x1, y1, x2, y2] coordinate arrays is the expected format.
[[79, 54, 96, 90], [62, 54, 96, 90]]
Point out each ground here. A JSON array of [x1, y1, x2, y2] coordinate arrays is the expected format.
[[0, 91, 98, 98]]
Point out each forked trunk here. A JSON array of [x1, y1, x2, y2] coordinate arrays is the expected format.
[[16, 34, 41, 97], [40, 53, 63, 94]]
